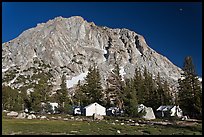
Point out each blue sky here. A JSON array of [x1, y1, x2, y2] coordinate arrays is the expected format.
[[2, 2, 202, 77]]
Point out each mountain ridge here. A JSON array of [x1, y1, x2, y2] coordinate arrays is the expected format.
[[2, 16, 183, 95]]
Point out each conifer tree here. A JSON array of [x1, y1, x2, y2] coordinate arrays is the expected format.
[[2, 85, 23, 111], [106, 63, 125, 109], [28, 72, 51, 112], [83, 65, 104, 105], [55, 74, 71, 113], [162, 80, 173, 105], [73, 80, 88, 106], [178, 56, 202, 118], [124, 79, 139, 117], [142, 67, 157, 108], [156, 72, 163, 106], [155, 73, 172, 107], [133, 67, 144, 104]]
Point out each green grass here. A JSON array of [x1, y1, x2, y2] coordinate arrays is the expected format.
[[2, 117, 202, 135]]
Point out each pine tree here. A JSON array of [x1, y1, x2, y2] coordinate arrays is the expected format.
[[55, 74, 71, 113], [81, 65, 104, 106], [142, 67, 157, 108], [106, 63, 125, 109], [20, 86, 32, 112], [133, 67, 144, 104], [59, 74, 68, 105], [162, 80, 173, 105], [73, 80, 88, 106], [2, 85, 10, 110], [155, 73, 172, 107], [28, 72, 51, 112], [156, 72, 163, 106], [124, 79, 139, 117], [178, 56, 202, 119], [30, 90, 42, 112], [2, 85, 23, 111]]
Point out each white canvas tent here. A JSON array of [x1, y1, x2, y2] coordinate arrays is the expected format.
[[137, 104, 156, 120], [83, 102, 106, 116], [48, 102, 59, 114], [156, 105, 183, 118]]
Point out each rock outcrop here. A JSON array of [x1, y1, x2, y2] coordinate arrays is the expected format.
[[2, 16, 183, 95]]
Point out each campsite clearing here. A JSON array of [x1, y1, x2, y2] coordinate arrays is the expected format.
[[2, 117, 202, 135]]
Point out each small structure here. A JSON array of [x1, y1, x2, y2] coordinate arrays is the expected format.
[[48, 102, 59, 114], [73, 106, 83, 115], [156, 105, 183, 118], [137, 104, 156, 120], [83, 102, 106, 116], [106, 107, 123, 116]]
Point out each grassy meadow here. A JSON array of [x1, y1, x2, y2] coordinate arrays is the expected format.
[[2, 115, 202, 135]]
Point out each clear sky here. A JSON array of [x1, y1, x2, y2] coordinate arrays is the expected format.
[[2, 2, 202, 77]]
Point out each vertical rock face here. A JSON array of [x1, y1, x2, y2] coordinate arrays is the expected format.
[[2, 16, 182, 93]]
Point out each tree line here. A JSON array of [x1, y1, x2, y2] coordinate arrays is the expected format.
[[73, 63, 173, 117], [2, 56, 202, 119]]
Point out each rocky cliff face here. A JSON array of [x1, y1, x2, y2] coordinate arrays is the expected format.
[[2, 16, 183, 94]]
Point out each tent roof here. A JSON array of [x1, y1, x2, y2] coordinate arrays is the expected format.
[[84, 102, 105, 109], [156, 105, 174, 111]]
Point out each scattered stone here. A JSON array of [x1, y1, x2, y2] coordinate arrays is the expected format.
[[24, 109, 28, 113], [40, 116, 47, 119], [37, 115, 41, 119], [70, 131, 78, 133], [29, 111, 35, 114], [10, 131, 22, 135], [117, 130, 121, 134], [115, 120, 119, 122], [181, 116, 188, 121], [7, 111, 18, 117], [78, 118, 83, 121], [27, 115, 33, 120], [134, 122, 139, 126], [70, 117, 74, 120], [93, 113, 104, 120], [31, 114, 36, 119], [121, 123, 124, 125], [3, 110, 9, 113], [51, 132, 67, 135], [63, 118, 69, 121], [129, 119, 132, 122], [51, 117, 57, 120], [17, 112, 26, 119]]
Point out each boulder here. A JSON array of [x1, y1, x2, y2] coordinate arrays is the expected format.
[[17, 112, 26, 119], [7, 111, 18, 117], [93, 113, 104, 120], [27, 115, 33, 119], [3, 110, 9, 113], [63, 118, 69, 121], [117, 130, 121, 134], [31, 114, 36, 119], [40, 116, 47, 119], [70, 117, 74, 120]]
